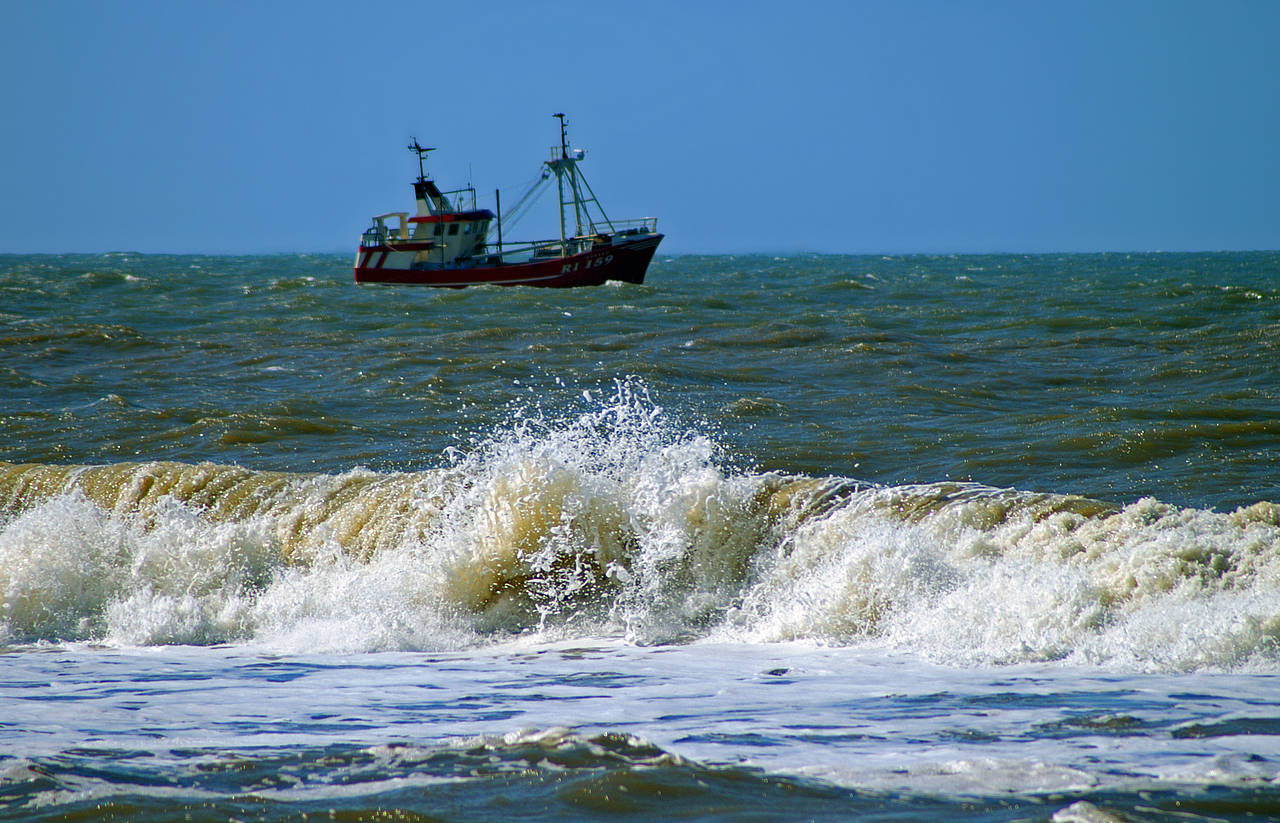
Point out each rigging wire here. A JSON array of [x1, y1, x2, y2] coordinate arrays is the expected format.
[[498, 168, 551, 233]]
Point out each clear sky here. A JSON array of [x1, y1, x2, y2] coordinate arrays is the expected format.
[[2, 0, 1277, 255]]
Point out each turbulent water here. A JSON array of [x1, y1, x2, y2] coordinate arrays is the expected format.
[[2, 251, 1279, 820]]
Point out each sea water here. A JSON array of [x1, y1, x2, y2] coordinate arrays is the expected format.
[[1, 252, 1278, 820]]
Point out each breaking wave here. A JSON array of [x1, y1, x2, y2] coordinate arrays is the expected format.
[[2, 383, 1278, 671]]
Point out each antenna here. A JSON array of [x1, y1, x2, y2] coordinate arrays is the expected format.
[[407, 137, 435, 181], [553, 113, 568, 158]]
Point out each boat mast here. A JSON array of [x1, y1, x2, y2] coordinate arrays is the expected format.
[[545, 113, 615, 254], [410, 138, 431, 184], [495, 188, 502, 257], [553, 113, 569, 255], [560, 116, 585, 239]]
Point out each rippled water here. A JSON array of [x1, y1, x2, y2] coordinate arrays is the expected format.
[[2, 252, 1279, 820]]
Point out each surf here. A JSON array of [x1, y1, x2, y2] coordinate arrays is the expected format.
[[1, 387, 1278, 670]]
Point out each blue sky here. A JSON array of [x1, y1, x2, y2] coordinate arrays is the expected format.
[[2, 1, 1277, 254]]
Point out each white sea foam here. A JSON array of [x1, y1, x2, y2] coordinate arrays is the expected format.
[[725, 484, 1280, 670], [0, 489, 280, 646], [2, 385, 1278, 670]]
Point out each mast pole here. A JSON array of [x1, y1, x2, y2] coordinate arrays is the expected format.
[[565, 115, 584, 240], [555, 162, 567, 256], [553, 113, 568, 256], [495, 188, 502, 258], [569, 166, 586, 238]]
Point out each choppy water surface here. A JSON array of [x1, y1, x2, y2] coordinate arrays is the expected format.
[[2, 252, 1279, 820]]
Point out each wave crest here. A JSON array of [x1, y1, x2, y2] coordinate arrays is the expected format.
[[2, 386, 1278, 670]]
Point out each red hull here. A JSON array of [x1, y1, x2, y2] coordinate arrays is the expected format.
[[354, 235, 662, 287]]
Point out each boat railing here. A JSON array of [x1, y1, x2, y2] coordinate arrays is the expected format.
[[440, 186, 477, 211], [362, 212, 410, 246], [361, 226, 387, 247], [472, 239, 561, 260], [478, 223, 657, 261], [607, 217, 658, 234]]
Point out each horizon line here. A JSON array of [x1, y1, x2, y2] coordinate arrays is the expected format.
[[3, 247, 1279, 258]]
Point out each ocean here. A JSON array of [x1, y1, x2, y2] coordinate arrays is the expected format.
[[2, 251, 1279, 821]]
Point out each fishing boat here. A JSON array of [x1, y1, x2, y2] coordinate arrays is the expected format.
[[354, 114, 663, 287]]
